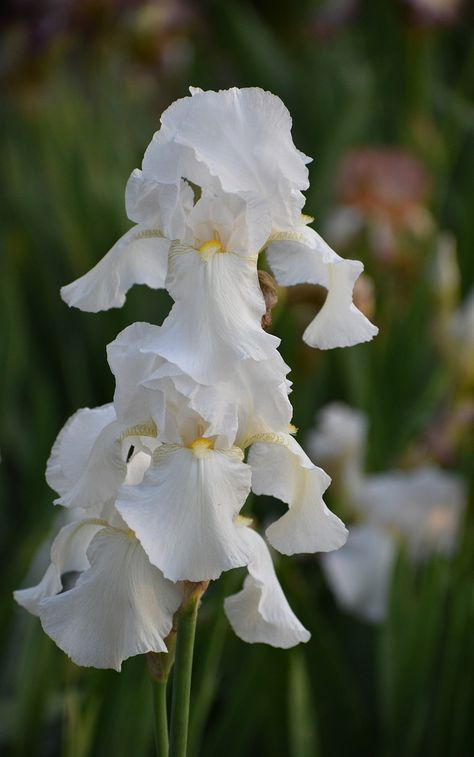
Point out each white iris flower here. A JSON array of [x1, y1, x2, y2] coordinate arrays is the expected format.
[[16, 87, 361, 668], [61, 87, 377, 358]]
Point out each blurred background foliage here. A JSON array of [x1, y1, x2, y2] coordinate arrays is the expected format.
[[1, 0, 473, 755]]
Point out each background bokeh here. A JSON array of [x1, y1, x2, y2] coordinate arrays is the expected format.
[[1, 1, 473, 755]]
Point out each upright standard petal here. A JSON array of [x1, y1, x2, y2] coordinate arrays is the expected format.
[[112, 318, 292, 449], [107, 322, 169, 431], [125, 171, 194, 240], [116, 444, 252, 581], [39, 528, 183, 671], [248, 433, 347, 555], [149, 242, 280, 384], [61, 225, 170, 313], [224, 525, 310, 648], [320, 524, 395, 623], [46, 404, 116, 496], [14, 519, 104, 615], [266, 227, 378, 349], [143, 87, 310, 228]]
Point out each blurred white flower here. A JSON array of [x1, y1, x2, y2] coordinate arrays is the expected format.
[[320, 524, 395, 623], [309, 402, 466, 621]]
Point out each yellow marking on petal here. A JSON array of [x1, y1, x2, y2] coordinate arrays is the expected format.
[[236, 515, 254, 527], [301, 213, 314, 225], [133, 228, 164, 241], [189, 437, 214, 458], [288, 423, 298, 435], [243, 431, 290, 449], [120, 421, 158, 440], [126, 528, 136, 540], [198, 239, 225, 256]]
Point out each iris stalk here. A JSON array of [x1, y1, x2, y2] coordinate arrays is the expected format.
[[148, 630, 177, 757], [169, 582, 208, 757]]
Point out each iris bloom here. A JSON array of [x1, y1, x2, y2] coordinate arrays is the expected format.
[[16, 87, 359, 671], [61, 87, 377, 370], [15, 427, 316, 665], [41, 348, 347, 585]]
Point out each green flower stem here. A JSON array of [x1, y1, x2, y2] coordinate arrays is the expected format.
[[169, 582, 208, 757], [152, 679, 170, 756], [148, 630, 177, 757]]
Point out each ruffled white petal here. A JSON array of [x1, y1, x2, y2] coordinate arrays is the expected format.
[[303, 261, 378, 349], [266, 227, 378, 349], [224, 525, 310, 648], [54, 420, 127, 511], [248, 433, 347, 555], [110, 320, 292, 448], [46, 405, 116, 496], [14, 519, 104, 615], [116, 445, 252, 581], [320, 524, 395, 623], [39, 528, 183, 671], [143, 87, 310, 228], [149, 242, 280, 384], [61, 225, 170, 313]]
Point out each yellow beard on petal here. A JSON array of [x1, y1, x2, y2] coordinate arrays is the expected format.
[[188, 437, 214, 458], [198, 239, 225, 258]]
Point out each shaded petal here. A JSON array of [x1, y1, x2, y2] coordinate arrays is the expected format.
[[39, 529, 183, 671], [224, 525, 310, 648], [61, 225, 170, 313], [266, 227, 378, 348], [55, 420, 127, 511], [248, 433, 347, 554], [320, 524, 395, 623], [117, 445, 252, 581], [150, 243, 279, 384], [46, 405, 116, 496], [125, 171, 194, 240], [107, 322, 168, 430], [14, 519, 104, 615], [187, 191, 271, 256], [108, 323, 291, 451], [144, 350, 292, 449]]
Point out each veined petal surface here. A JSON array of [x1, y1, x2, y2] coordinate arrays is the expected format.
[[248, 433, 347, 555], [116, 445, 252, 581], [224, 525, 310, 648], [39, 528, 183, 671], [149, 242, 280, 384]]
